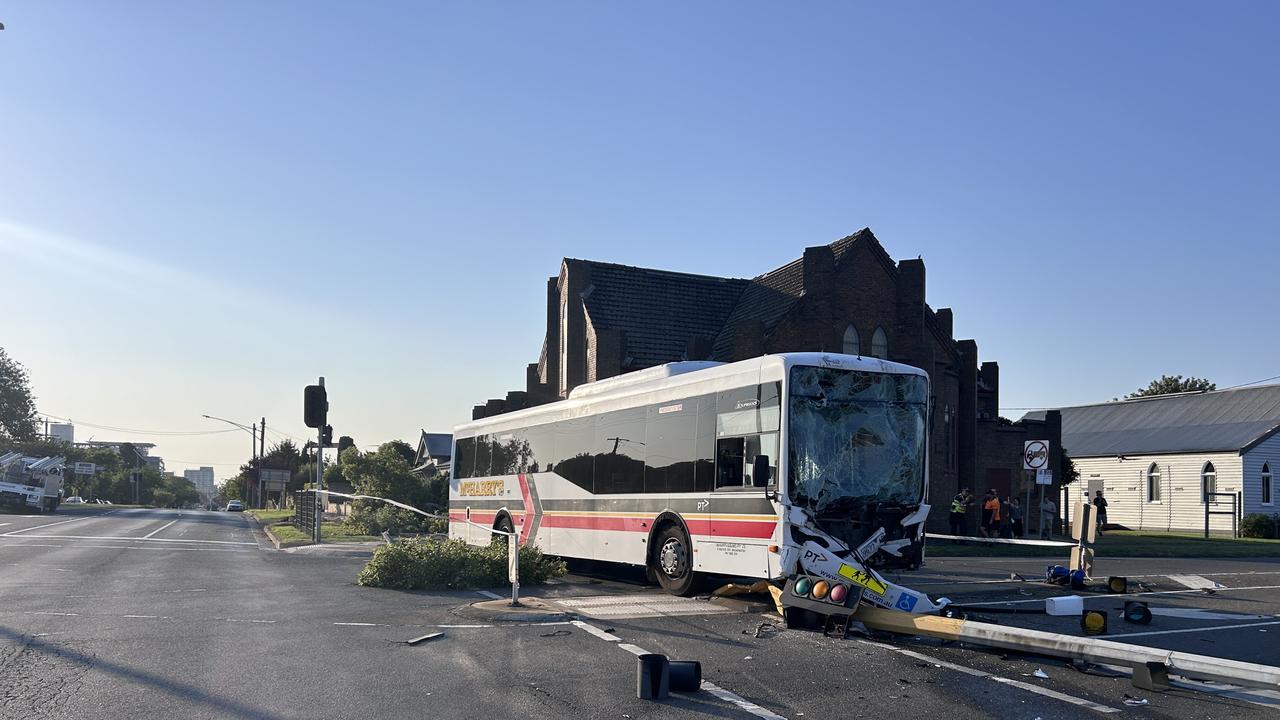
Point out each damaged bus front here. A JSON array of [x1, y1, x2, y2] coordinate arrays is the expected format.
[[774, 358, 947, 621]]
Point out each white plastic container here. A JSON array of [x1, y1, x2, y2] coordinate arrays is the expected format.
[[1045, 595, 1084, 616]]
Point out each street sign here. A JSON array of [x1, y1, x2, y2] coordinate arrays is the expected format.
[[1023, 440, 1050, 470], [74, 462, 96, 476], [1036, 468, 1053, 485]]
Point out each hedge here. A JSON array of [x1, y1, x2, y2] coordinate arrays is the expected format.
[[356, 536, 566, 590]]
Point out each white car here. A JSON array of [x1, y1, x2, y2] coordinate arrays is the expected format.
[[64, 496, 85, 504], [225, 500, 245, 512]]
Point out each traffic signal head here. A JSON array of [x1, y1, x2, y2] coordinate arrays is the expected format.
[[304, 385, 328, 428], [321, 425, 333, 447]]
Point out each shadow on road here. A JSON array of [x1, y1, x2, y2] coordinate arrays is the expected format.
[[0, 625, 286, 720]]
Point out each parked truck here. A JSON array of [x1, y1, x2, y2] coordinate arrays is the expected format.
[[0, 452, 65, 513]]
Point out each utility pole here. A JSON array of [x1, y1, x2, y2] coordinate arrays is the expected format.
[[314, 378, 325, 544], [259, 417, 267, 508], [249, 422, 257, 505]]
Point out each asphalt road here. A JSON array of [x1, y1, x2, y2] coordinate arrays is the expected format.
[[2, 507, 1278, 719]]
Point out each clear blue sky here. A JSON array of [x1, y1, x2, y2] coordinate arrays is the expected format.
[[2, 2, 1276, 475]]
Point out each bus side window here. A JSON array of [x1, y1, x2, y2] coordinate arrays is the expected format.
[[716, 437, 745, 489]]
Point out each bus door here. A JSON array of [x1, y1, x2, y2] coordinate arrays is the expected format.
[[708, 381, 781, 577]]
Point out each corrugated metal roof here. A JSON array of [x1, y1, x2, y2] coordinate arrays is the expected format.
[[1023, 384, 1280, 457]]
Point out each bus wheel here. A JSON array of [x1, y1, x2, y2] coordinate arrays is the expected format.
[[652, 524, 695, 596], [493, 516, 515, 547]]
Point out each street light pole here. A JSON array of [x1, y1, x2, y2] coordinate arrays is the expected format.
[[202, 414, 259, 507]]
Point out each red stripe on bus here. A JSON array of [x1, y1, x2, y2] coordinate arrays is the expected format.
[[449, 512, 775, 539]]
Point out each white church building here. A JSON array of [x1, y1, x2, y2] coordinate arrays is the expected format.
[[1026, 384, 1280, 534]]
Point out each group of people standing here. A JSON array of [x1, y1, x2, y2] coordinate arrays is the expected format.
[[949, 487, 1058, 540]]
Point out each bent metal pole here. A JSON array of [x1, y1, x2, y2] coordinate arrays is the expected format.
[[854, 606, 1280, 690]]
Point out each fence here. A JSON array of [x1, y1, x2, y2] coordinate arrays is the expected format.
[[294, 490, 318, 534]]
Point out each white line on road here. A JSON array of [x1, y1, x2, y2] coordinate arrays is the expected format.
[[333, 622, 389, 627], [25, 611, 79, 616], [4, 534, 257, 546], [964, 583, 1280, 606], [122, 615, 168, 619], [861, 641, 1120, 714], [0, 523, 10, 528], [1114, 619, 1280, 638], [1168, 574, 1224, 590], [701, 682, 788, 720], [1150, 608, 1270, 620], [142, 519, 179, 539], [580, 620, 791, 719], [571, 620, 621, 642], [476, 590, 502, 599], [1, 517, 90, 535]]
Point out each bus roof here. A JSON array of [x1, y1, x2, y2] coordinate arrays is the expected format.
[[454, 352, 927, 438]]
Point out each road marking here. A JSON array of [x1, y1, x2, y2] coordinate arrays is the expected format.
[[476, 590, 502, 599], [25, 611, 79, 616], [142, 519, 179, 539], [333, 622, 388, 627], [224, 619, 275, 624], [122, 615, 168, 619], [571, 620, 621, 642], [0, 523, 10, 528], [702, 682, 789, 720], [1168, 574, 1224, 590], [1150, 608, 1270, 620], [964, 583, 1280, 606], [5, 534, 257, 546], [861, 641, 1120, 714], [1, 517, 90, 535], [577, 619, 790, 719], [436, 624, 494, 628], [554, 593, 734, 619], [1114, 619, 1280, 639]]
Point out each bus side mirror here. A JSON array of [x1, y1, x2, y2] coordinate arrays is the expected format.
[[753, 455, 772, 486]]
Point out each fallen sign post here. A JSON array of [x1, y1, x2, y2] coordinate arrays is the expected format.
[[853, 605, 1280, 691]]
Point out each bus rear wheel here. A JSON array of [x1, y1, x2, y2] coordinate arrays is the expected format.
[[651, 524, 696, 596]]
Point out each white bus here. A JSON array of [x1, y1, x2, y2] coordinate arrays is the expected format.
[[450, 352, 946, 615], [0, 452, 65, 513]]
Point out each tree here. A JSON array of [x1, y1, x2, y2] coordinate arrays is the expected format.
[[1125, 375, 1216, 399], [337, 435, 355, 456], [0, 347, 38, 441]]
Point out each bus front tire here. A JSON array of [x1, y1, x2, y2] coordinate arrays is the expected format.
[[493, 516, 515, 547], [651, 524, 696, 596]]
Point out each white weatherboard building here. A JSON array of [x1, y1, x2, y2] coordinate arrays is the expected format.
[[1026, 385, 1280, 533]]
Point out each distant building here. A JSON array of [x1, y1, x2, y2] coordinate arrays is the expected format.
[[183, 467, 217, 500], [413, 431, 453, 476], [49, 423, 74, 444], [1026, 385, 1280, 533]]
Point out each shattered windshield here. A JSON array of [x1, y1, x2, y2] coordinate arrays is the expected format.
[[787, 366, 927, 511]]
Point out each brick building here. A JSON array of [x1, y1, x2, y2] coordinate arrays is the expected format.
[[472, 228, 1061, 530]]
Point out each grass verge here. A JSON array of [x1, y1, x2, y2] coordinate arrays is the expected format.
[[928, 530, 1280, 558], [267, 521, 381, 548], [247, 509, 293, 524], [357, 536, 567, 590]]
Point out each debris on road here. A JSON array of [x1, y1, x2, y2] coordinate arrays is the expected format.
[[1123, 695, 1150, 706], [405, 632, 444, 646], [539, 629, 571, 637]]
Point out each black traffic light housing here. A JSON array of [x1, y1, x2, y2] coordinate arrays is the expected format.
[[321, 425, 333, 448], [304, 385, 328, 428]]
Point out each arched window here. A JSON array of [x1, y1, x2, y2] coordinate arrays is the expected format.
[[1202, 461, 1217, 504], [1147, 463, 1161, 502], [871, 327, 888, 359], [1264, 462, 1273, 505], [842, 325, 861, 355]]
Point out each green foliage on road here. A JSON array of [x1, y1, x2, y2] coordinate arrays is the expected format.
[[929, 529, 1280, 558], [356, 536, 566, 590]]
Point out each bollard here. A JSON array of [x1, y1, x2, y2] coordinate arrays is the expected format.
[[668, 660, 702, 692], [636, 654, 670, 700]]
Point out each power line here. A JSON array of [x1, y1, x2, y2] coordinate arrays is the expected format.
[[39, 413, 240, 436], [1220, 374, 1280, 391]]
